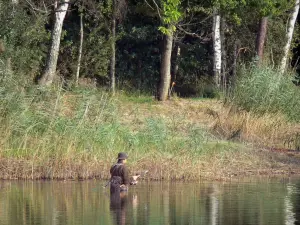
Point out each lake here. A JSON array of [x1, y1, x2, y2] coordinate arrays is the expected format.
[[0, 177, 299, 225]]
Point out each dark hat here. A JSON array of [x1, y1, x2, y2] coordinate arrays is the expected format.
[[117, 152, 128, 160]]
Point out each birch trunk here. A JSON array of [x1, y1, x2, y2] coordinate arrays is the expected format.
[[221, 17, 226, 91], [109, 0, 116, 95], [280, 0, 300, 73], [158, 33, 173, 101], [256, 17, 268, 65], [38, 0, 69, 86], [213, 11, 221, 88], [75, 13, 84, 86]]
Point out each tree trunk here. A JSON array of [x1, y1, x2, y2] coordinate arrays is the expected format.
[[221, 17, 226, 91], [38, 0, 69, 86], [158, 33, 173, 101], [256, 17, 268, 65], [173, 44, 180, 82], [232, 39, 241, 86], [280, 0, 300, 73], [213, 11, 222, 89], [75, 12, 84, 86], [109, 0, 116, 95]]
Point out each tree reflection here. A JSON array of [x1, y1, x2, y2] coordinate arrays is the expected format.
[[0, 179, 299, 225]]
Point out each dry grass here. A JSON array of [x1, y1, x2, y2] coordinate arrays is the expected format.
[[116, 97, 300, 150]]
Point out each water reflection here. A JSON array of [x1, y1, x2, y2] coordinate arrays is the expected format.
[[110, 191, 128, 225], [0, 178, 299, 225]]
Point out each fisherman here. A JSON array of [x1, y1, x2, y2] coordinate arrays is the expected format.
[[110, 152, 131, 194], [109, 152, 144, 194]]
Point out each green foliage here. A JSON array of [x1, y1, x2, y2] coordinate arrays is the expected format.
[[231, 65, 300, 121], [158, 0, 181, 34], [247, 0, 291, 17], [58, 1, 112, 79], [0, 1, 50, 78]]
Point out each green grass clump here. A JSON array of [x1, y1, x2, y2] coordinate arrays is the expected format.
[[231, 66, 300, 121]]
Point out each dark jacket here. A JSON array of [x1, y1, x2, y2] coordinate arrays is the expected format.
[[110, 163, 130, 186]]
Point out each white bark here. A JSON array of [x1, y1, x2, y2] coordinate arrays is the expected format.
[[76, 13, 83, 86], [280, 0, 300, 73], [213, 11, 222, 88], [38, 0, 69, 86], [210, 184, 219, 225], [285, 184, 296, 225]]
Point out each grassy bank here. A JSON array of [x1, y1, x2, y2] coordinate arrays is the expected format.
[[1, 70, 300, 180]]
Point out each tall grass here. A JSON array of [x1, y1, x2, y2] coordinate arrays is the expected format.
[[0, 69, 248, 180], [231, 66, 300, 121], [3, 65, 295, 180]]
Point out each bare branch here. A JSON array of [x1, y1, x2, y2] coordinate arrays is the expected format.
[[151, 0, 162, 20], [176, 25, 202, 39], [42, 1, 48, 13], [176, 25, 211, 42], [24, 0, 47, 14], [144, 0, 155, 10]]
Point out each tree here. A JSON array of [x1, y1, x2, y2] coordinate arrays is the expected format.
[[252, 0, 290, 65], [280, 0, 300, 73], [159, 30, 173, 100], [38, 0, 70, 86], [156, 0, 181, 101], [255, 16, 268, 65], [76, 9, 84, 86], [213, 9, 221, 88], [110, 0, 117, 94], [109, 0, 127, 94]]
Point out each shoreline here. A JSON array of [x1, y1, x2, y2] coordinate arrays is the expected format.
[[0, 148, 299, 181]]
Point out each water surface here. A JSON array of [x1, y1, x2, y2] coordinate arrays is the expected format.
[[0, 177, 299, 225]]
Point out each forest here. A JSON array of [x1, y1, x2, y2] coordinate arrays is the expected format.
[[1, 0, 300, 180]]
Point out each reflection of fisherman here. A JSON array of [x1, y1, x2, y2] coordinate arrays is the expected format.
[[110, 190, 128, 225]]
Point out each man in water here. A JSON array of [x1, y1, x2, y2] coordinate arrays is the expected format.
[[109, 153, 142, 224], [110, 152, 131, 193]]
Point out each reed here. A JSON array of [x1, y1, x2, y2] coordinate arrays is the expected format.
[[0, 69, 299, 180], [231, 65, 300, 122]]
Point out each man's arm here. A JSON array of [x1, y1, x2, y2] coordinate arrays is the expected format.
[[122, 166, 130, 186]]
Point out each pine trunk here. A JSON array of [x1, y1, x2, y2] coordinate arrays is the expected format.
[[213, 11, 222, 88], [280, 0, 300, 73], [256, 17, 268, 65], [158, 33, 173, 101], [38, 0, 69, 86], [75, 13, 84, 86]]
